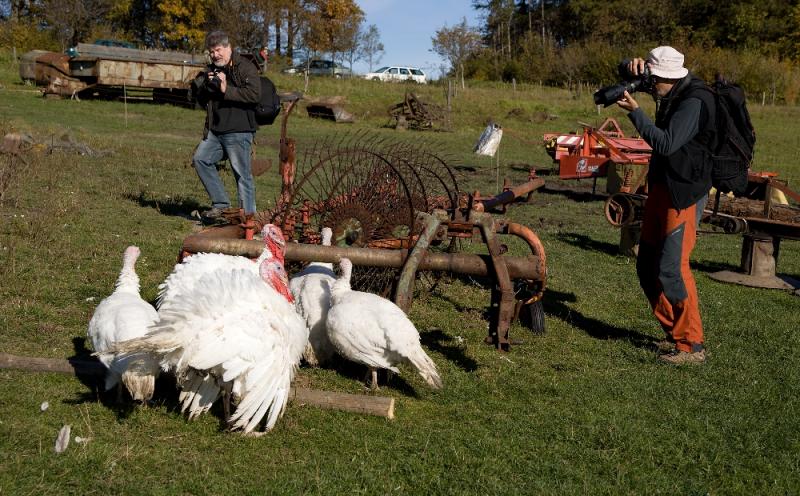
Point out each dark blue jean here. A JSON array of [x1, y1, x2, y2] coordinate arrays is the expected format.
[[193, 131, 256, 214]]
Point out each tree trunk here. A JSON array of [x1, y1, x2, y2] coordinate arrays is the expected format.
[[287, 11, 295, 60], [274, 13, 281, 57]]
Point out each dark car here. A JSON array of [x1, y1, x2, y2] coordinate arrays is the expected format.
[[310, 60, 350, 78], [92, 39, 137, 49]]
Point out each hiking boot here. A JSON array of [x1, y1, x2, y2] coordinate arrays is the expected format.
[[201, 207, 226, 224], [655, 339, 676, 353], [658, 349, 706, 365]]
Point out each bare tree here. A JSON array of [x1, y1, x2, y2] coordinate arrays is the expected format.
[[43, 0, 113, 49], [431, 17, 481, 88], [357, 24, 383, 72]]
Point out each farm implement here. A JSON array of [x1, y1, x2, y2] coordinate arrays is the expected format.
[[605, 173, 800, 293], [543, 117, 651, 194], [543, 119, 798, 293], [181, 94, 549, 350]]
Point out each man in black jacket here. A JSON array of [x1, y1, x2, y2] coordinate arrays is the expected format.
[[191, 30, 261, 224], [616, 46, 715, 365]]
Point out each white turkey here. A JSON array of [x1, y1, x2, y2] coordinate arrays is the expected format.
[[112, 227, 307, 434], [88, 246, 160, 402], [156, 224, 286, 313], [289, 226, 337, 366], [326, 258, 442, 390]]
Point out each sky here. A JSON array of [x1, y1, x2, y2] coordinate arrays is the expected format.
[[352, 0, 482, 77]]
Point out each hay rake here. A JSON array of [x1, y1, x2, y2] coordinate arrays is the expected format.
[[183, 95, 548, 350]]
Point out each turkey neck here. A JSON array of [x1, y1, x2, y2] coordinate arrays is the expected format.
[[330, 262, 352, 301], [115, 248, 141, 293], [312, 228, 333, 271]]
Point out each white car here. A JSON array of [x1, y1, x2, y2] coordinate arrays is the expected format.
[[364, 66, 427, 84]]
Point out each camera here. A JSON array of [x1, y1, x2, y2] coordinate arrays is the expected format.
[[593, 59, 654, 107], [205, 67, 223, 93]]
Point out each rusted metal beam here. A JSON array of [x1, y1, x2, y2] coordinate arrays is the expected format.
[[181, 234, 544, 280], [394, 212, 442, 312]]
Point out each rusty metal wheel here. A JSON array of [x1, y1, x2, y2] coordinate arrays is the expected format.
[[273, 133, 462, 295]]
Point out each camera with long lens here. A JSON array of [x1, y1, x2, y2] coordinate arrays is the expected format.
[[204, 67, 224, 93], [593, 59, 654, 107]]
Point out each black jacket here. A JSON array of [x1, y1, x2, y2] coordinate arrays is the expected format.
[[630, 75, 716, 209], [192, 52, 261, 137]]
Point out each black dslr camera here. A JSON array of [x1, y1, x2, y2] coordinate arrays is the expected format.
[[204, 67, 224, 93], [593, 59, 654, 107]]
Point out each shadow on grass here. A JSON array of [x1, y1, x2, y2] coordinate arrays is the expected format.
[[541, 182, 608, 202], [543, 289, 658, 349], [420, 328, 479, 373], [318, 355, 420, 398], [64, 337, 181, 421], [124, 191, 203, 220], [556, 231, 619, 257], [692, 259, 738, 274]]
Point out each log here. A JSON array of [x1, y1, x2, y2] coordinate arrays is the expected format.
[[0, 352, 106, 376], [0, 352, 395, 419], [290, 387, 394, 420]]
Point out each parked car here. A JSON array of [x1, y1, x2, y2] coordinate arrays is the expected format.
[[282, 59, 351, 78], [363, 66, 427, 84]]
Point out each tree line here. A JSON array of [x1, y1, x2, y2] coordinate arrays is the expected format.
[[0, 0, 386, 72], [432, 0, 800, 103]]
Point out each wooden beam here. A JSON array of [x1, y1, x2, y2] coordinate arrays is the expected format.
[[0, 352, 395, 419]]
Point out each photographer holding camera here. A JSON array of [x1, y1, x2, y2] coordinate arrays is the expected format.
[[191, 30, 261, 224], [613, 46, 716, 365]]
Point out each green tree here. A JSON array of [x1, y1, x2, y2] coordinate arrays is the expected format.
[[357, 24, 384, 72], [431, 17, 481, 86]]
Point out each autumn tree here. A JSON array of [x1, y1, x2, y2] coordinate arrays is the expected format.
[[303, 0, 363, 61], [157, 0, 210, 50]]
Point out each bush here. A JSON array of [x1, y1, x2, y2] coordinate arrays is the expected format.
[[0, 21, 59, 54]]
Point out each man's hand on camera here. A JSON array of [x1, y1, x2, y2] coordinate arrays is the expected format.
[[616, 91, 639, 112], [627, 58, 647, 76], [216, 71, 227, 93]]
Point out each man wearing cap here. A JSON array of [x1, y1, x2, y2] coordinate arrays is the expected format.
[[616, 46, 715, 365]]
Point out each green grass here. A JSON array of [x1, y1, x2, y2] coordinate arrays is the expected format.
[[1, 50, 799, 494]]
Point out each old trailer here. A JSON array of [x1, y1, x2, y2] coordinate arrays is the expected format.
[[21, 43, 206, 102]]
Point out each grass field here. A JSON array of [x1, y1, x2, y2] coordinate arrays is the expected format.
[[1, 52, 799, 494]]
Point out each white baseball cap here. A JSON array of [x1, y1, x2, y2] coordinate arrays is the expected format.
[[647, 46, 689, 79]]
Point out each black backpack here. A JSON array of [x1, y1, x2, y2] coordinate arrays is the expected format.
[[709, 78, 756, 196], [255, 76, 282, 126]]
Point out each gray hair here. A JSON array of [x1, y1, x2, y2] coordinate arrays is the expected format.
[[205, 30, 230, 50]]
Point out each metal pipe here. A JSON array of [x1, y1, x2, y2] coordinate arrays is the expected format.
[[505, 221, 547, 303], [474, 177, 545, 212], [181, 234, 544, 280]]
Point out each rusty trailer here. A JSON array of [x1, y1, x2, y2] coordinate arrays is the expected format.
[[21, 43, 205, 101]]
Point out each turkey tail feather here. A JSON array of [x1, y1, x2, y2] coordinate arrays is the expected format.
[[408, 349, 443, 389]]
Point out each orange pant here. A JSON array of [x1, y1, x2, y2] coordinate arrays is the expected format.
[[636, 182, 705, 352]]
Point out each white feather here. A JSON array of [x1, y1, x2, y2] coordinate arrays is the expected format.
[[114, 266, 308, 433], [87, 246, 160, 402], [326, 258, 442, 389], [289, 227, 337, 366]]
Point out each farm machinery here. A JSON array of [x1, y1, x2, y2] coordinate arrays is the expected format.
[[543, 118, 799, 293], [544, 117, 651, 194], [181, 94, 549, 350]]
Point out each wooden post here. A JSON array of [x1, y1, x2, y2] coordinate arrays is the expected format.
[[124, 83, 128, 127]]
